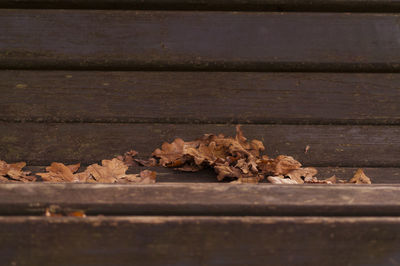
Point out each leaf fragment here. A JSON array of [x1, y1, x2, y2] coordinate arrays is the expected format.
[[286, 167, 318, 184], [267, 176, 299, 184], [348, 169, 372, 184]]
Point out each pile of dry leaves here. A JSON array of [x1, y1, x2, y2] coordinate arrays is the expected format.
[[152, 125, 371, 184], [0, 125, 371, 184]]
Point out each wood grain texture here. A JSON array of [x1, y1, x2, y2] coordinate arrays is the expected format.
[[1, 0, 400, 11], [2, 71, 400, 124], [2, 183, 400, 216], [1, 216, 400, 265], [1, 123, 399, 167], [1, 10, 400, 71]]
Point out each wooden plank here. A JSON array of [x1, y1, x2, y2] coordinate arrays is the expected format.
[[1, 0, 400, 12], [1, 10, 400, 71], [1, 123, 399, 167], [2, 183, 400, 216], [2, 71, 399, 125], [1, 216, 400, 265], [24, 166, 400, 184]]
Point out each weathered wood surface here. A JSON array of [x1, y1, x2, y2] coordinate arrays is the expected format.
[[2, 71, 399, 124], [22, 166, 400, 184], [2, 183, 400, 215], [1, 216, 400, 265], [1, 123, 399, 167], [1, 0, 400, 11], [1, 11, 400, 71]]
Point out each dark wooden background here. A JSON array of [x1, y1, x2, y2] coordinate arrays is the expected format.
[[0, 1, 399, 265]]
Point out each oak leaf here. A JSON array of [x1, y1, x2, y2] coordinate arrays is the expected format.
[[0, 160, 35, 182], [37, 162, 81, 182], [85, 158, 129, 183]]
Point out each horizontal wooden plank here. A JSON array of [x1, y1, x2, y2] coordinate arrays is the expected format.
[[1, 11, 400, 71], [2, 183, 400, 216], [1, 123, 399, 167], [2, 217, 400, 265], [1, 216, 400, 265], [2, 71, 399, 124], [1, 0, 400, 12], [24, 166, 400, 184]]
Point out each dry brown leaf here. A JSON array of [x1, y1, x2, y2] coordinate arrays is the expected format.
[[0, 160, 34, 182], [267, 176, 299, 184], [348, 169, 372, 184], [259, 155, 302, 176], [84, 159, 157, 184], [214, 162, 242, 181], [45, 205, 86, 217], [37, 162, 81, 182], [304, 175, 339, 184], [118, 170, 157, 184], [152, 138, 188, 167], [85, 158, 128, 183], [286, 167, 318, 184], [134, 158, 157, 167], [117, 150, 139, 167]]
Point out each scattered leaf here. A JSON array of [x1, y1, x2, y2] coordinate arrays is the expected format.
[[86, 158, 130, 183], [45, 205, 86, 217], [0, 160, 35, 182], [348, 169, 372, 184], [37, 162, 81, 182], [305, 145, 310, 154]]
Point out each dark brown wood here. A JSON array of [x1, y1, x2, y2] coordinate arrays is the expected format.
[[1, 183, 400, 216], [1, 216, 400, 265], [2, 71, 399, 124], [1, 123, 399, 167], [1, 0, 400, 12], [1, 10, 399, 71]]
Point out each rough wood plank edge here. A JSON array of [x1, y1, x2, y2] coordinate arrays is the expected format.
[[22, 166, 400, 184], [1, 183, 400, 216], [2, 71, 399, 125], [1, 216, 400, 266], [1, 11, 400, 72], [1, 123, 399, 167], [1, 0, 400, 12]]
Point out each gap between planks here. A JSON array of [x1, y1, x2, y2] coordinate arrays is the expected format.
[[0, 0, 400, 12]]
